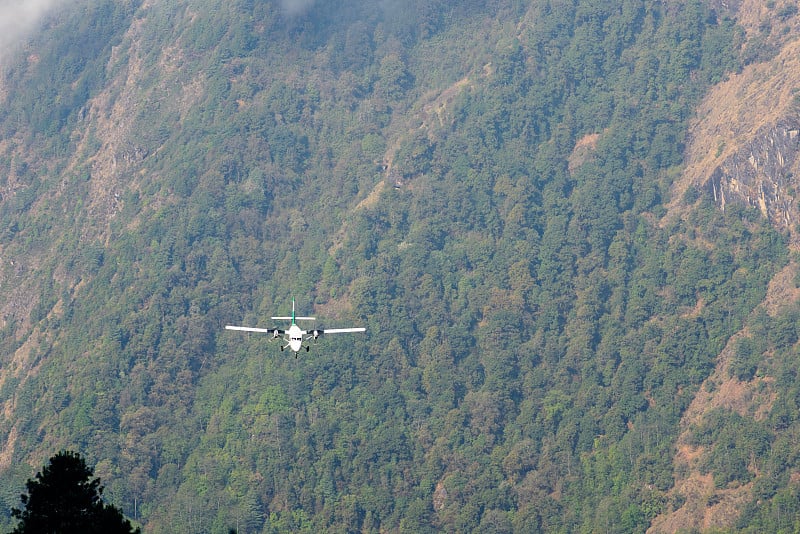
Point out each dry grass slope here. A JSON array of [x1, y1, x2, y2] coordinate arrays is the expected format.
[[651, 2, 800, 531]]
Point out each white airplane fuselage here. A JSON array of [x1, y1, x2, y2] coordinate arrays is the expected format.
[[286, 323, 305, 353]]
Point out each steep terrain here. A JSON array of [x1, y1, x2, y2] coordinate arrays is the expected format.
[[0, 1, 799, 532], [652, 1, 800, 531], [650, 262, 800, 532], [672, 0, 800, 232]]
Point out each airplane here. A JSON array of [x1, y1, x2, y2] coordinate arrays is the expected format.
[[225, 298, 365, 356]]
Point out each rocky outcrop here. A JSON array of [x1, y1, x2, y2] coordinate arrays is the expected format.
[[704, 113, 800, 228], [669, 34, 800, 234]]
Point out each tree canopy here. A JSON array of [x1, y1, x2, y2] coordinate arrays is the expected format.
[[10, 451, 139, 534]]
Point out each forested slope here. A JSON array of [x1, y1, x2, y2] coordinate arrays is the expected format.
[[0, 0, 799, 532]]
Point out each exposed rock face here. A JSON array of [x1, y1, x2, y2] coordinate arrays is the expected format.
[[666, 0, 800, 234], [705, 113, 800, 228], [670, 35, 800, 234]]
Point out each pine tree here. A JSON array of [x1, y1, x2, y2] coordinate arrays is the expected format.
[[10, 451, 139, 534]]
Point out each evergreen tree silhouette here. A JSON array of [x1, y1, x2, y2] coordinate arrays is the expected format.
[[10, 450, 140, 534]]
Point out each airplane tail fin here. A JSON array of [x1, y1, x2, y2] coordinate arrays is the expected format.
[[271, 298, 315, 322]]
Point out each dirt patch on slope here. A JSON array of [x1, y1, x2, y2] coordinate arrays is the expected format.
[[649, 258, 798, 532], [649, 345, 773, 532], [762, 260, 800, 313], [568, 132, 600, 173]]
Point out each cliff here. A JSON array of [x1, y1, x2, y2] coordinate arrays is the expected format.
[[706, 112, 800, 227], [676, 2, 800, 235]]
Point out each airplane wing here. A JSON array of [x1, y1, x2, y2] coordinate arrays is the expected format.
[[322, 328, 366, 334], [306, 327, 366, 340], [225, 325, 284, 334]]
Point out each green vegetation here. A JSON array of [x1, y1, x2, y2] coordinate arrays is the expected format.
[[0, 0, 797, 532], [10, 451, 139, 533]]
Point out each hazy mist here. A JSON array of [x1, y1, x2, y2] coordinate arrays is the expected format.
[[0, 0, 67, 59], [280, 0, 315, 16]]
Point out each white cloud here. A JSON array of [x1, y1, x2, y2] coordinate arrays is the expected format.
[[279, 0, 315, 17], [0, 0, 65, 54]]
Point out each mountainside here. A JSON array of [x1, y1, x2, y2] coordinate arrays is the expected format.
[[675, 17, 800, 231], [1, 0, 800, 532]]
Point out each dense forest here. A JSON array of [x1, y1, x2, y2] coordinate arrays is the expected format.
[[1, 0, 800, 532]]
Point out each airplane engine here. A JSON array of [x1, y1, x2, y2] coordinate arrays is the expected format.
[[272, 330, 281, 339], [312, 329, 323, 340]]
